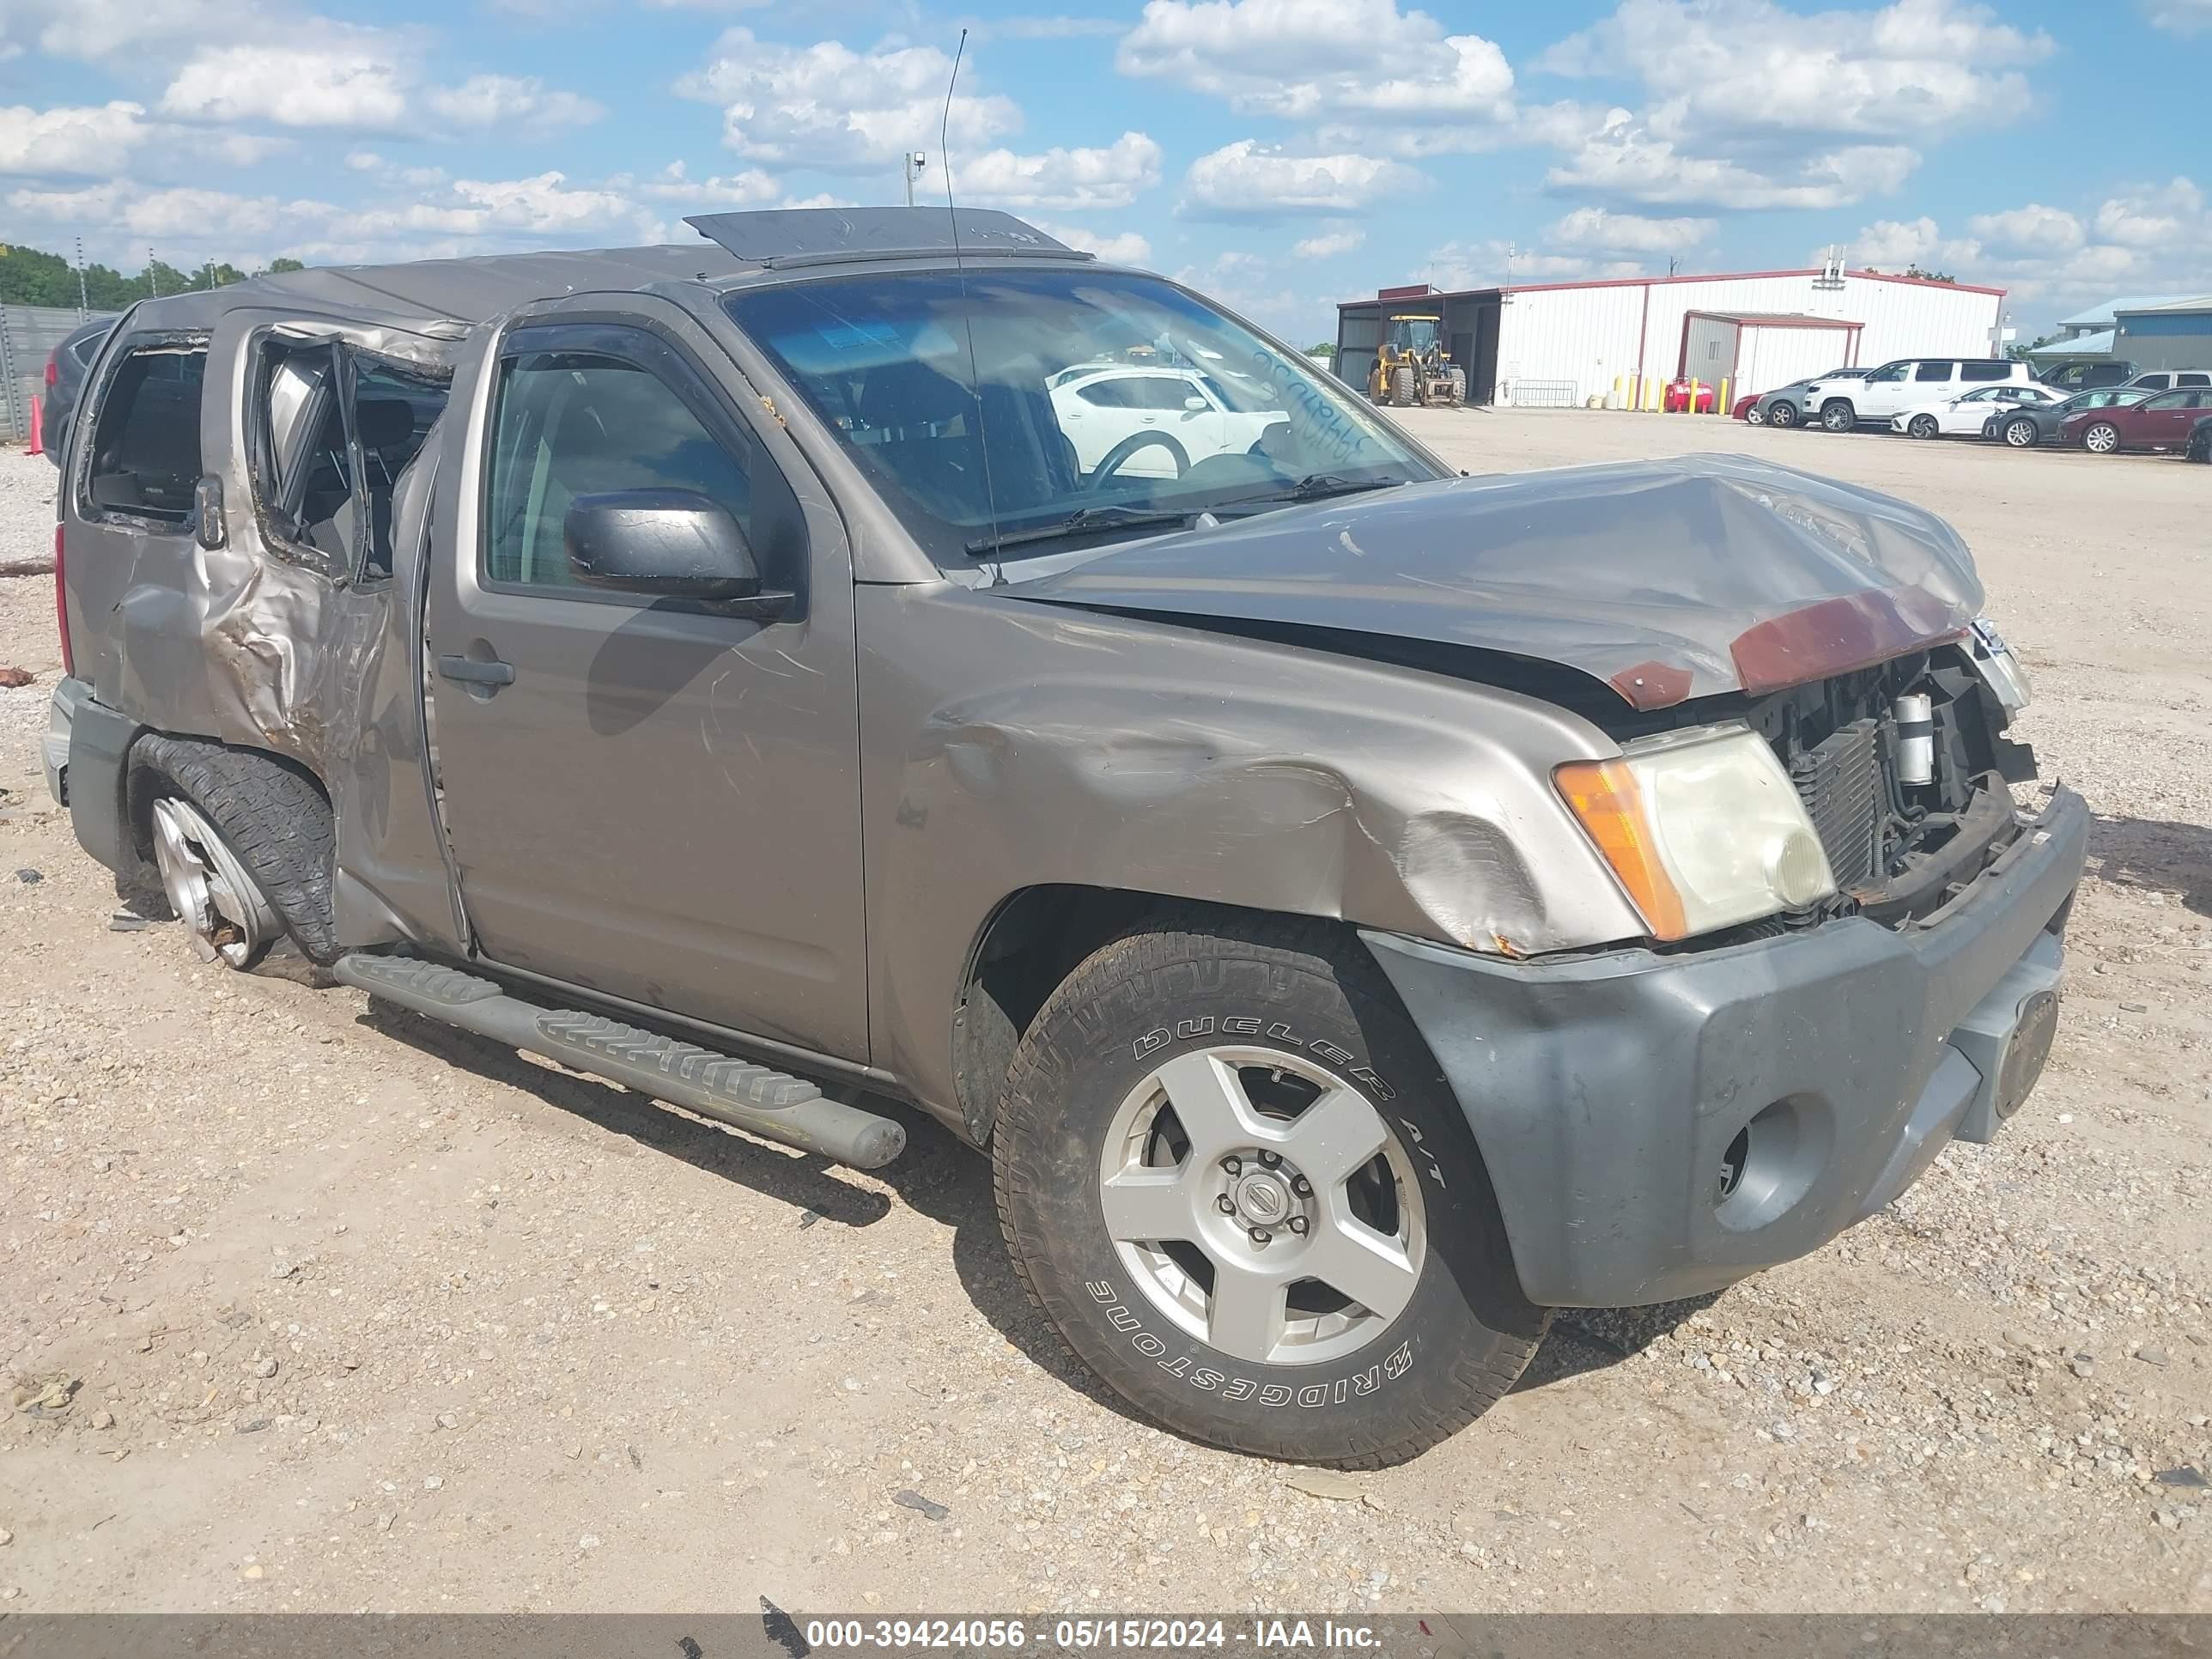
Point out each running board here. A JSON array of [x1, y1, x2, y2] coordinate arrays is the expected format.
[[333, 953, 906, 1169]]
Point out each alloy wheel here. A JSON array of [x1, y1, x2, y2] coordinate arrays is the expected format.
[[1097, 1045, 1426, 1368], [2085, 423, 2119, 454], [149, 797, 280, 968]]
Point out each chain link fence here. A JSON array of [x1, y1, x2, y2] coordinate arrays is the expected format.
[[0, 303, 115, 444]]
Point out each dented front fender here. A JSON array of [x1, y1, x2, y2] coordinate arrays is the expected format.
[[859, 583, 1646, 1126]]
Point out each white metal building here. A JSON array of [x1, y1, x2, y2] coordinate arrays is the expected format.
[[1335, 267, 2008, 409]]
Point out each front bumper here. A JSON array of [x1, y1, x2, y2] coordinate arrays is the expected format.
[[1364, 787, 2088, 1309]]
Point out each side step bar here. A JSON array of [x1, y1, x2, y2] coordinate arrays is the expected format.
[[333, 953, 906, 1169]]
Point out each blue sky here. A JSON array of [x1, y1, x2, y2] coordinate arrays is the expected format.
[[3, 0, 2209, 346]]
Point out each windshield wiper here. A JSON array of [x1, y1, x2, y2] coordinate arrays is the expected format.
[[964, 504, 1194, 556], [1208, 473, 1409, 514], [1285, 473, 1407, 500]]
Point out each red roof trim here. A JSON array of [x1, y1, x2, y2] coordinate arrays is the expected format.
[[1338, 268, 2009, 310], [1681, 309, 1862, 331]]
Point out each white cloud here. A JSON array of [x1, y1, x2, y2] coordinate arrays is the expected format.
[[2148, 0, 2212, 30], [422, 74, 604, 130], [639, 160, 780, 207], [344, 149, 384, 171], [1293, 229, 1364, 258], [1547, 108, 1917, 209], [955, 132, 1161, 210], [9, 179, 337, 243], [1832, 176, 2212, 325], [1034, 220, 1154, 264], [1543, 0, 2051, 142], [1180, 140, 1423, 220], [0, 101, 153, 177], [680, 29, 1021, 169], [1547, 206, 1713, 253], [2094, 177, 2205, 247], [1120, 0, 1511, 127], [3, 0, 279, 63], [161, 39, 413, 130], [1964, 203, 2083, 256], [778, 191, 860, 210], [1419, 239, 1642, 290]]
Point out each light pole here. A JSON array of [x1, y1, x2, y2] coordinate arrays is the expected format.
[[903, 150, 928, 207]]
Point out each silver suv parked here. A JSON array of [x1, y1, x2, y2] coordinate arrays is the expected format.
[[45, 209, 2084, 1467]]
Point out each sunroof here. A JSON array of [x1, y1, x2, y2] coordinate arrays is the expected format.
[[685, 206, 1089, 267]]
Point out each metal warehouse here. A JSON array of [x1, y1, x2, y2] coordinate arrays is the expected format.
[[2114, 295, 2212, 373], [1335, 265, 2008, 410]]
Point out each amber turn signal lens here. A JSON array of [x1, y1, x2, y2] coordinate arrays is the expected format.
[[1553, 757, 1690, 941]]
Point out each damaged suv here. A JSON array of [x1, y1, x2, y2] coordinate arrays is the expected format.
[[46, 209, 2084, 1467]]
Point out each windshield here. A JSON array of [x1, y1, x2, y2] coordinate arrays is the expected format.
[[1391, 318, 1440, 352], [723, 266, 1439, 565]]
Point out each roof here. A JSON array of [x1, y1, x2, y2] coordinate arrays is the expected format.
[[1683, 310, 1862, 329], [2026, 328, 2115, 357], [130, 244, 753, 336], [119, 209, 1090, 338], [1339, 265, 2007, 312], [2115, 295, 2212, 316], [2055, 294, 2196, 330]]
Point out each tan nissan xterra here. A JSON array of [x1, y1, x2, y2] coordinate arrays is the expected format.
[[45, 208, 2083, 1466]]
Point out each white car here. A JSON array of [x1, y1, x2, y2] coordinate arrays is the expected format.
[[1889, 383, 2065, 439], [1048, 364, 1285, 479], [1802, 356, 2039, 431]]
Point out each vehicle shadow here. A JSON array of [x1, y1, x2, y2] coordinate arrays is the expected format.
[[358, 1000, 1734, 1437], [356, 1000, 1116, 1407], [2087, 813, 2212, 918], [1514, 1297, 1723, 1393]]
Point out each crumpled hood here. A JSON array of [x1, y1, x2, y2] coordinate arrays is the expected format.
[[1005, 453, 1984, 709]]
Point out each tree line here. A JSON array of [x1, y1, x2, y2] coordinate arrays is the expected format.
[[0, 241, 307, 311]]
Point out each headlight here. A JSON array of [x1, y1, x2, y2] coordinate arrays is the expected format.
[[1555, 724, 1837, 941]]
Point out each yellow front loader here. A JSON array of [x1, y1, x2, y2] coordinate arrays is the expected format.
[[1366, 313, 1466, 408]]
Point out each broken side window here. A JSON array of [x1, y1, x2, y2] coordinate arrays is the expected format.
[[84, 343, 207, 526], [252, 337, 448, 580]]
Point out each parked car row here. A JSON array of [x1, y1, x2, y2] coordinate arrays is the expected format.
[[1729, 355, 2212, 459]]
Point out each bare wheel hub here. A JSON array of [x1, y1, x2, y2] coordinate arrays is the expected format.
[[1098, 1045, 1427, 1368], [149, 797, 279, 969]]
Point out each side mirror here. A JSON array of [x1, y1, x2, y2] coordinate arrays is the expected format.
[[1182, 396, 1208, 412], [564, 489, 780, 609]]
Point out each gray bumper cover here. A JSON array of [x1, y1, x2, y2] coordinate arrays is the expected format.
[[1364, 787, 2088, 1309], [52, 680, 144, 881]]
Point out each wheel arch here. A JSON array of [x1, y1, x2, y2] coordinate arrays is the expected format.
[[124, 727, 331, 868], [953, 886, 1413, 1149]]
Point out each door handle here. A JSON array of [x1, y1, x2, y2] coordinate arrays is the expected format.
[[437, 654, 515, 688]]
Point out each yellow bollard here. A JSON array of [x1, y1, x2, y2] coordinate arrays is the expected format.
[[1613, 374, 1624, 409], [1717, 376, 1730, 416]]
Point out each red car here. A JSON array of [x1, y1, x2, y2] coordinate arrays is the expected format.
[[1662, 377, 1717, 414], [2060, 387, 2212, 453]]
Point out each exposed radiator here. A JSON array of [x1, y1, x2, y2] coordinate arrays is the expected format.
[[1790, 719, 1883, 889]]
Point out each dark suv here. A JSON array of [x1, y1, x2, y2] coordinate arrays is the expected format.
[[44, 209, 2084, 1468]]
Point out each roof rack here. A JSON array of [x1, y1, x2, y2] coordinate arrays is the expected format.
[[684, 206, 1092, 270]]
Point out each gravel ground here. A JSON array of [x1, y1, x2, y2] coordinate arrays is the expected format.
[[1, 418, 2208, 1616]]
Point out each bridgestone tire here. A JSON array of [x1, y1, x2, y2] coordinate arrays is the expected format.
[[1389, 367, 1416, 409], [133, 734, 339, 966], [993, 915, 1548, 1467]]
